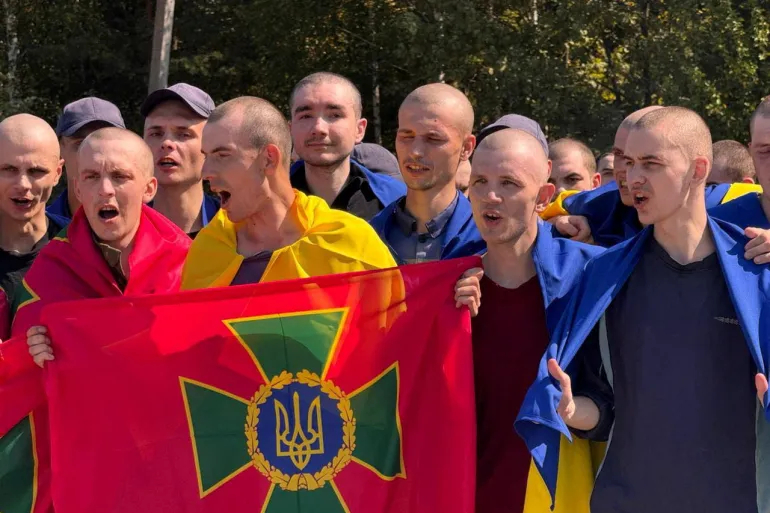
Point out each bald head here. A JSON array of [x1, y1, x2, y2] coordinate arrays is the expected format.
[[80, 127, 154, 177], [209, 96, 292, 168], [0, 114, 60, 161], [474, 128, 550, 183], [401, 83, 474, 135], [634, 107, 712, 162]]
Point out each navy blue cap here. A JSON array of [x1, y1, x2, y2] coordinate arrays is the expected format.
[[477, 114, 549, 156], [140, 83, 215, 118], [55, 97, 125, 138], [351, 143, 403, 181]]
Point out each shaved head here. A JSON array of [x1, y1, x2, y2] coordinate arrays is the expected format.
[[401, 83, 474, 135], [290, 72, 362, 118], [80, 127, 154, 177], [619, 105, 665, 134], [474, 128, 550, 183], [0, 113, 60, 161], [209, 96, 292, 168], [470, 128, 554, 247], [634, 107, 712, 162]]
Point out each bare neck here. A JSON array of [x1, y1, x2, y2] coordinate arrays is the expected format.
[[152, 182, 204, 234], [236, 187, 302, 257], [66, 187, 81, 215], [653, 197, 714, 265], [404, 183, 458, 234], [0, 212, 49, 254], [304, 158, 351, 206], [482, 221, 539, 289]]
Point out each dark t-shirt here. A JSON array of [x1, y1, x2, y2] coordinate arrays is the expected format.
[[472, 275, 548, 513], [231, 251, 272, 286], [592, 238, 757, 513], [291, 161, 383, 221], [0, 219, 61, 310]]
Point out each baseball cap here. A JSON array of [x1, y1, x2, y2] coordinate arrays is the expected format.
[[55, 97, 125, 138], [140, 83, 215, 118], [476, 114, 549, 156], [351, 143, 403, 181]]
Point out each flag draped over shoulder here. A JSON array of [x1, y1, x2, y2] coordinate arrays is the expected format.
[[181, 190, 397, 290], [0, 337, 49, 513], [42, 258, 478, 513], [0, 205, 190, 513]]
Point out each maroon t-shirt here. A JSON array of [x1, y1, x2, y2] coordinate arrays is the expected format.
[[472, 274, 549, 513]]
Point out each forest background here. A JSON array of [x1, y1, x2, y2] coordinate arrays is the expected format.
[[1, 0, 769, 155]]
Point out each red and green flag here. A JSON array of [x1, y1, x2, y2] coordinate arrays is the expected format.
[[41, 258, 478, 513], [0, 338, 50, 513]]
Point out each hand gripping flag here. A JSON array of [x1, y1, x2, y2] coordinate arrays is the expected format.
[[42, 258, 478, 513]]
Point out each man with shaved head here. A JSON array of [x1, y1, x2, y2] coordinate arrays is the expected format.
[[596, 153, 615, 185], [289, 72, 404, 220], [710, 140, 755, 185], [543, 105, 762, 247], [0, 114, 67, 342], [459, 126, 602, 513], [181, 96, 395, 290], [548, 138, 601, 198], [370, 83, 485, 263], [520, 106, 770, 513], [17, 128, 192, 512], [21, 127, 192, 369]]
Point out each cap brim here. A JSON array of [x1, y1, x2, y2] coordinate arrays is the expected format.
[[140, 89, 209, 118], [58, 118, 123, 138]]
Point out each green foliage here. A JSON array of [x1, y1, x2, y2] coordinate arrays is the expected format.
[[0, 0, 768, 152]]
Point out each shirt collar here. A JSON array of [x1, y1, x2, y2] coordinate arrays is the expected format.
[[394, 191, 460, 238]]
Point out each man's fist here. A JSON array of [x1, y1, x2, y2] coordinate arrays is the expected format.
[[455, 267, 484, 317], [27, 326, 53, 368], [549, 215, 593, 243], [745, 227, 770, 265]]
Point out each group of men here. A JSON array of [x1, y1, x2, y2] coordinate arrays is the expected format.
[[2, 69, 770, 513]]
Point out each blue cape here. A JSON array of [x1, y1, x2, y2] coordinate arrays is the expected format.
[[561, 183, 745, 246], [516, 216, 770, 508], [290, 159, 406, 207], [369, 192, 486, 264], [710, 192, 769, 230]]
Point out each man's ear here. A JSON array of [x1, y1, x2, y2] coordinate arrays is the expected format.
[[262, 144, 282, 176], [143, 176, 158, 204], [355, 117, 368, 144], [692, 156, 710, 185], [53, 158, 64, 186], [536, 182, 556, 212], [591, 172, 601, 189], [460, 134, 476, 162]]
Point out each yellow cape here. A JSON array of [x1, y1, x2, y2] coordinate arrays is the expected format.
[[181, 190, 397, 290]]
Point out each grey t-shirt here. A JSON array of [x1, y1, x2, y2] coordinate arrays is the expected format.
[[592, 237, 757, 513]]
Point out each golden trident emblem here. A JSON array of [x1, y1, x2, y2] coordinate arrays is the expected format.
[[274, 392, 325, 471]]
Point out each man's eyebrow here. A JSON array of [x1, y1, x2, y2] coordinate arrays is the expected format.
[[293, 105, 312, 115]]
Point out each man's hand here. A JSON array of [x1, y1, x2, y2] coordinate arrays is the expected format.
[[27, 326, 53, 368], [549, 215, 593, 243], [548, 358, 600, 431], [455, 267, 484, 317], [745, 227, 770, 264], [757, 373, 769, 403]]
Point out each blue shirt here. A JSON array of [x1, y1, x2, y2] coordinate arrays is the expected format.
[[388, 193, 460, 264]]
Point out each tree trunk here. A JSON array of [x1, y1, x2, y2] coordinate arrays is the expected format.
[[367, 2, 382, 144], [148, 0, 176, 93], [3, 0, 18, 108]]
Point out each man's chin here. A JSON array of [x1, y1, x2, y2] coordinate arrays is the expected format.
[[301, 154, 349, 169]]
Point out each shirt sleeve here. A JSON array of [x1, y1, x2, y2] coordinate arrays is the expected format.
[[570, 324, 615, 441]]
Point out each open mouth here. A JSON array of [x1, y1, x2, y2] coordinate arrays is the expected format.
[[619, 180, 629, 190], [157, 157, 179, 170], [98, 205, 119, 220], [11, 197, 33, 208], [482, 211, 502, 223], [404, 162, 429, 173], [633, 193, 649, 208], [218, 191, 231, 206]]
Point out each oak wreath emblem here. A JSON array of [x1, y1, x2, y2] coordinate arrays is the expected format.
[[180, 308, 405, 511]]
